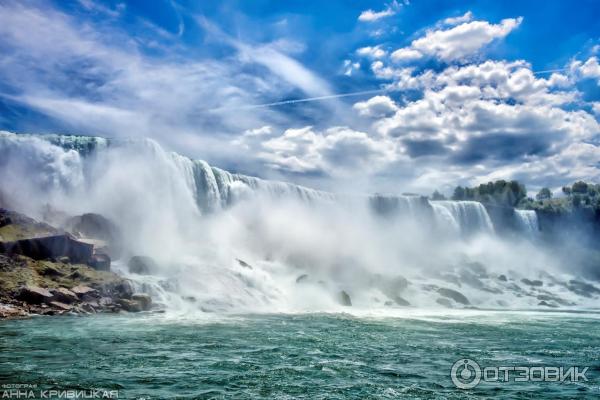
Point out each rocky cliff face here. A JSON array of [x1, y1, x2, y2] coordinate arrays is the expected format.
[[0, 208, 152, 319]]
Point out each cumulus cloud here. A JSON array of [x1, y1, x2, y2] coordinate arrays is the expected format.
[[350, 57, 600, 191], [571, 57, 600, 82], [391, 16, 523, 62], [353, 96, 398, 118], [356, 45, 387, 59], [234, 126, 395, 176]]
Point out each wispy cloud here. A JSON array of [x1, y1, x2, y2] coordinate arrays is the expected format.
[[358, 1, 403, 22]]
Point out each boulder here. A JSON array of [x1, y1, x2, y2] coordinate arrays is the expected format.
[[437, 288, 470, 305], [521, 278, 543, 287], [0, 303, 28, 319], [16, 286, 53, 304], [128, 256, 158, 275], [391, 295, 411, 306], [0, 234, 93, 263], [236, 259, 252, 269], [131, 294, 152, 311], [49, 301, 72, 311], [88, 253, 110, 271], [436, 298, 453, 308], [338, 290, 352, 306], [50, 287, 78, 304], [118, 298, 142, 312], [71, 285, 98, 300], [64, 213, 123, 258]]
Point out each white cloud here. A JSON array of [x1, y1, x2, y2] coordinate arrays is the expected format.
[[443, 11, 473, 26], [391, 48, 423, 62], [234, 126, 395, 176], [392, 16, 523, 63], [356, 46, 387, 59], [358, 1, 402, 22], [571, 57, 600, 81], [354, 96, 398, 118]]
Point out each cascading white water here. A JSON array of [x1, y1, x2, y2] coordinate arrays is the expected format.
[[2, 131, 597, 312], [514, 209, 539, 236], [430, 201, 495, 235]]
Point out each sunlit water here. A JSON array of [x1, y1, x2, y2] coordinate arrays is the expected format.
[[1, 310, 599, 399]]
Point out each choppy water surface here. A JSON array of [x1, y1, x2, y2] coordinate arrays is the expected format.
[[1, 310, 599, 399]]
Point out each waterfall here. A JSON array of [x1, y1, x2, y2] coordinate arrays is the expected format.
[[369, 194, 427, 217], [1, 132, 499, 238], [514, 209, 539, 236], [431, 201, 494, 235]]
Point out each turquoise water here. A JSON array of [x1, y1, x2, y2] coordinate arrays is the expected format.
[[1, 311, 599, 399]]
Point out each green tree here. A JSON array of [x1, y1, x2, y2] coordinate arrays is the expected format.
[[572, 181, 589, 194], [452, 186, 466, 200], [536, 187, 553, 201], [431, 190, 446, 200]]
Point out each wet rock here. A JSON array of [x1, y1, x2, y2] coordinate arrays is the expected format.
[[98, 297, 114, 307], [113, 280, 134, 299], [131, 294, 152, 311], [128, 256, 158, 275], [0, 303, 28, 319], [71, 285, 98, 301], [88, 253, 110, 271], [296, 274, 309, 284], [64, 213, 123, 258], [118, 298, 142, 312], [521, 279, 543, 287], [537, 293, 573, 306], [437, 288, 470, 305], [0, 234, 94, 263], [81, 303, 97, 313], [566, 280, 600, 298], [49, 301, 72, 311], [497, 274, 508, 282], [236, 259, 253, 269], [538, 300, 559, 308], [17, 286, 53, 304], [50, 287, 78, 304], [58, 256, 70, 264], [436, 298, 453, 308], [338, 290, 352, 306], [391, 295, 410, 306]]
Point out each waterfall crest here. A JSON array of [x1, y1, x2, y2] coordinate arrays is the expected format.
[[514, 209, 539, 236], [431, 201, 495, 235]]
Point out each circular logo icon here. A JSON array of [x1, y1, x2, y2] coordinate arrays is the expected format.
[[451, 358, 481, 389]]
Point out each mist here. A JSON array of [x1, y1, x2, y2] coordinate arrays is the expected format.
[[0, 131, 596, 314]]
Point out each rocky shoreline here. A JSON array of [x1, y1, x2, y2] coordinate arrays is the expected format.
[[0, 208, 154, 320]]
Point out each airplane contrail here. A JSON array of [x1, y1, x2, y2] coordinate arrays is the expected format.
[[211, 67, 569, 111], [210, 88, 388, 111]]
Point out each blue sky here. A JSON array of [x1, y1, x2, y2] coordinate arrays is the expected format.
[[1, 0, 600, 194]]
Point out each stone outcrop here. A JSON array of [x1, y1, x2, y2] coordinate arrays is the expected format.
[[0, 234, 94, 263], [338, 290, 352, 306], [16, 286, 53, 304], [64, 213, 123, 258], [50, 287, 78, 303], [89, 253, 111, 271], [438, 288, 470, 305], [128, 256, 158, 275]]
